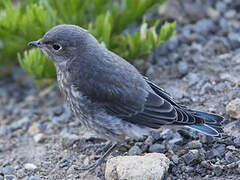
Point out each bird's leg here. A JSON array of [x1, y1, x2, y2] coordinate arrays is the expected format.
[[80, 142, 117, 171], [80, 141, 110, 152], [95, 141, 111, 155]]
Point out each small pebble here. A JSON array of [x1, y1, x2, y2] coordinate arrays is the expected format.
[[171, 155, 179, 164], [149, 144, 166, 153], [177, 61, 188, 76], [33, 133, 45, 143], [213, 165, 223, 176], [24, 163, 37, 171], [182, 150, 200, 165], [128, 145, 142, 155], [27, 176, 39, 180], [225, 9, 236, 19], [187, 140, 202, 149], [4, 175, 17, 180]]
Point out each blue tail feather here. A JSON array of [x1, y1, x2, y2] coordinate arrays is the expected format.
[[186, 110, 224, 136]]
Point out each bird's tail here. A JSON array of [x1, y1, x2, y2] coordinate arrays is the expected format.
[[186, 110, 224, 137]]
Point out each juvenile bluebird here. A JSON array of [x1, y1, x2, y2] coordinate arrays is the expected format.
[[29, 24, 224, 170]]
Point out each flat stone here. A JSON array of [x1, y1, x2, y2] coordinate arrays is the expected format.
[[105, 153, 170, 180]]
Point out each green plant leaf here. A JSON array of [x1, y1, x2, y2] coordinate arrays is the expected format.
[[1, 0, 176, 85]]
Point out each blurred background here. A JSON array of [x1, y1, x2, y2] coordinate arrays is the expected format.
[[0, 0, 240, 180]]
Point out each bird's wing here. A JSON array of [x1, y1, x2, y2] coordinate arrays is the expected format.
[[68, 48, 203, 128], [104, 79, 203, 129]]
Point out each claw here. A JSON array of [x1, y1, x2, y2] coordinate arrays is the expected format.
[[79, 143, 117, 171]]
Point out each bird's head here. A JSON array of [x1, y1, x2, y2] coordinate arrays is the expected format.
[[28, 24, 96, 64]]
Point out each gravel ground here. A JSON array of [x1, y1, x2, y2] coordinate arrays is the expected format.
[[1, 0, 240, 179]]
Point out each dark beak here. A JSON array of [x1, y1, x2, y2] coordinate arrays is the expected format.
[[28, 40, 41, 47]]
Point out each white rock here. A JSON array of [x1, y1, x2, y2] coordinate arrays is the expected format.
[[226, 98, 240, 119], [33, 133, 45, 143], [24, 163, 37, 171], [105, 153, 170, 180]]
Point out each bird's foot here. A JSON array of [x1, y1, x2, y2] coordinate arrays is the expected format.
[[79, 143, 117, 172]]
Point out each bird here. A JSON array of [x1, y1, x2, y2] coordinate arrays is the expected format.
[[28, 24, 224, 170]]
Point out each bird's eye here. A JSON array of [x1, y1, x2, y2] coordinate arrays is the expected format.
[[52, 44, 61, 51]]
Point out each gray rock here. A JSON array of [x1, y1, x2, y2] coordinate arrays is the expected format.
[[191, 43, 203, 52], [228, 33, 240, 49], [187, 140, 202, 149], [168, 53, 180, 61], [160, 129, 174, 140], [213, 165, 223, 176], [0, 167, 14, 175], [182, 150, 200, 165], [226, 145, 238, 151], [158, 0, 188, 25], [178, 128, 199, 140], [4, 175, 17, 180], [232, 22, 240, 32], [217, 144, 226, 156], [225, 151, 235, 163], [203, 37, 230, 57], [200, 135, 215, 144], [185, 166, 194, 173], [149, 144, 166, 153], [10, 117, 30, 131], [128, 145, 142, 155], [105, 153, 170, 180], [155, 44, 168, 56], [216, 2, 227, 13], [206, 144, 226, 159], [177, 61, 188, 76], [0, 125, 10, 137], [234, 137, 240, 148], [193, 19, 215, 35], [199, 82, 214, 95], [220, 73, 238, 83], [181, 26, 192, 41], [27, 176, 39, 180], [171, 155, 179, 165], [186, 73, 200, 87], [155, 57, 170, 68], [236, 161, 240, 174], [168, 36, 179, 51], [224, 0, 232, 4], [219, 18, 228, 29], [224, 120, 240, 137], [168, 137, 183, 146], [184, 2, 206, 23], [225, 9, 236, 19], [53, 106, 64, 116]]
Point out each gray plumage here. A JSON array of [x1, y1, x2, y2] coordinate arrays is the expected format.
[[29, 24, 224, 143]]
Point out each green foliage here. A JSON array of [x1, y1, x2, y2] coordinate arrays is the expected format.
[[0, 0, 175, 84], [18, 48, 56, 85]]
